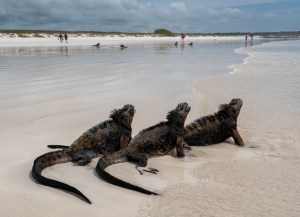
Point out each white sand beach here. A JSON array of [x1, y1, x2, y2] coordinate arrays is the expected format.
[[0, 36, 299, 217]]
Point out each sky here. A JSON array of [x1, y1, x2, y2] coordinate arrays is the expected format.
[[0, 0, 299, 33]]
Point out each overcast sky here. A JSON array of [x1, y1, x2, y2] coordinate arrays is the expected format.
[[0, 0, 299, 33]]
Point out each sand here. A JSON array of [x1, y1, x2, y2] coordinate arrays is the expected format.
[[0, 37, 299, 217]]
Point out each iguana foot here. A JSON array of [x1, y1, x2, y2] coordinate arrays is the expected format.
[[136, 166, 159, 175], [183, 143, 192, 152], [74, 158, 91, 166]]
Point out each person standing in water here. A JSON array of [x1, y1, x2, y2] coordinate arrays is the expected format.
[[64, 33, 68, 43], [181, 33, 185, 44]]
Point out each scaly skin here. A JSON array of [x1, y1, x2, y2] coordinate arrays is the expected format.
[[96, 102, 191, 195], [31, 104, 135, 204], [184, 98, 244, 149]]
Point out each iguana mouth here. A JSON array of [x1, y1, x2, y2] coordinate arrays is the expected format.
[[178, 102, 190, 113], [230, 98, 243, 108], [128, 106, 136, 115], [186, 105, 191, 113], [123, 104, 135, 115]]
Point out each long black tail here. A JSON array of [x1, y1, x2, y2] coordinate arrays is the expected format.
[[31, 150, 92, 204], [96, 155, 158, 195]]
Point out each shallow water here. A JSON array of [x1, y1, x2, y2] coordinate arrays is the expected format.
[[0, 39, 253, 136], [193, 40, 300, 157]]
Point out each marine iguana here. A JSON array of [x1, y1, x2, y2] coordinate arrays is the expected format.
[[31, 104, 135, 204], [96, 102, 191, 195], [93, 43, 100, 48], [120, 44, 128, 49], [184, 98, 244, 149]]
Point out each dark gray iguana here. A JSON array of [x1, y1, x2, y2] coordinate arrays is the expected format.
[[96, 102, 191, 195], [31, 104, 135, 204], [184, 98, 244, 150]]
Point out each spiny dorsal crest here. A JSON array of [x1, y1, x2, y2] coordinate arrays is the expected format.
[[137, 121, 167, 136], [166, 109, 185, 125], [109, 105, 133, 129]]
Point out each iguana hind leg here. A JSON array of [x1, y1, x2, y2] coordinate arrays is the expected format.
[[127, 153, 159, 175], [72, 151, 93, 166]]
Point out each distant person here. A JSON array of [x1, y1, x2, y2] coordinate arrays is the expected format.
[[181, 33, 185, 44], [250, 33, 254, 40], [64, 33, 68, 43], [245, 33, 248, 41], [187, 42, 193, 46], [58, 33, 63, 43], [175, 41, 178, 47]]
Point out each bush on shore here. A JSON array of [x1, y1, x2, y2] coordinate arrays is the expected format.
[[154, 28, 175, 36]]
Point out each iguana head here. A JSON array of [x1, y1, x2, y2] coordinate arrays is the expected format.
[[110, 104, 135, 129], [167, 102, 191, 127], [219, 98, 243, 122]]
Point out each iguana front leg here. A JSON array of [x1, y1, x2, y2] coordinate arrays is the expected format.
[[120, 134, 131, 149], [232, 129, 245, 146], [176, 130, 185, 157]]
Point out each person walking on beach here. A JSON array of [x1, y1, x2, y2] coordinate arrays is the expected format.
[[58, 33, 63, 43], [64, 33, 68, 43]]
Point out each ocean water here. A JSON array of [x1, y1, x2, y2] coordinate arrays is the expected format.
[[137, 40, 300, 217]]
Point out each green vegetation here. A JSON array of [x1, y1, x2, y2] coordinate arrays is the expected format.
[[194, 31, 300, 38], [154, 28, 175, 36]]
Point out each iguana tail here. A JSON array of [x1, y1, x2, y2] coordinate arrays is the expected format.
[[47, 144, 69, 149], [31, 150, 92, 204], [96, 152, 158, 195]]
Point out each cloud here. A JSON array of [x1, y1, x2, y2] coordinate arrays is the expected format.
[[170, 2, 188, 11], [265, 12, 277, 19], [0, 0, 299, 32]]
